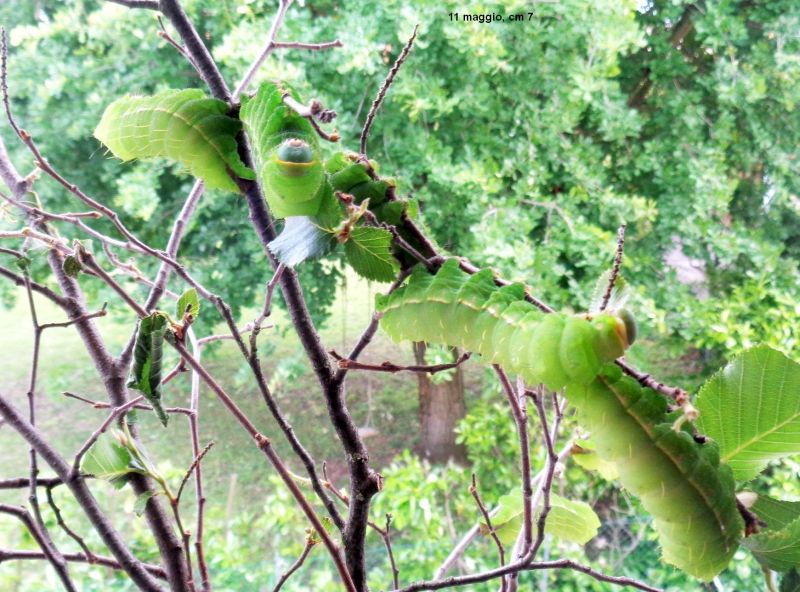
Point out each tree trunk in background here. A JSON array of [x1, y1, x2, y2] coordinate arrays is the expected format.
[[413, 342, 468, 464]]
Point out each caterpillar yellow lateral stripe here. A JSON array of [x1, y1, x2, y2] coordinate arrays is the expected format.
[[239, 82, 326, 218], [375, 259, 743, 580]]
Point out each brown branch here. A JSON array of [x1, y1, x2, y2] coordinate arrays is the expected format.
[[175, 441, 214, 506], [0, 477, 63, 490], [0, 503, 77, 591], [322, 465, 399, 589], [39, 304, 108, 331], [63, 391, 194, 416], [0, 549, 167, 579], [599, 224, 626, 312], [627, 4, 699, 109], [157, 0, 231, 100], [330, 351, 471, 375], [156, 15, 202, 78], [106, 0, 160, 9], [0, 264, 68, 306], [45, 486, 97, 563], [1, 52, 187, 587], [393, 556, 663, 592], [182, 331, 210, 591], [21, 274, 51, 548], [376, 514, 400, 590], [239, 177, 378, 589], [360, 25, 418, 156], [273, 40, 343, 51], [493, 370, 533, 563], [614, 358, 689, 404], [529, 389, 559, 560], [272, 537, 318, 592], [282, 93, 339, 142], [167, 338, 357, 592], [469, 474, 506, 591]]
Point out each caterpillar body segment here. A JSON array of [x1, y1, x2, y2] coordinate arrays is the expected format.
[[376, 259, 624, 391], [567, 373, 743, 580], [375, 260, 744, 579], [240, 83, 326, 218], [94, 89, 253, 192]]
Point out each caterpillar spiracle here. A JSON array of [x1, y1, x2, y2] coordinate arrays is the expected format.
[[376, 259, 743, 580], [240, 82, 326, 218]]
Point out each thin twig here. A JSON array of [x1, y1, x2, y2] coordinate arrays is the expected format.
[[330, 351, 471, 374], [0, 503, 77, 592], [0, 548, 167, 579], [45, 486, 97, 563], [157, 15, 202, 77], [273, 40, 343, 51], [63, 391, 194, 416], [494, 369, 533, 559], [272, 537, 317, 592], [599, 224, 626, 312], [469, 474, 506, 590], [360, 25, 419, 156], [39, 304, 108, 330], [614, 358, 688, 404], [0, 477, 63, 490], [176, 441, 215, 507], [106, 0, 159, 9], [393, 556, 663, 592], [379, 514, 400, 590], [529, 388, 559, 559], [71, 396, 144, 474], [282, 93, 339, 142]]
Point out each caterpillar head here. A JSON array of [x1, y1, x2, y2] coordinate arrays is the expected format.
[[275, 139, 316, 177], [590, 310, 636, 362]]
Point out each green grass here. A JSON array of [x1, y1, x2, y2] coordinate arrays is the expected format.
[[0, 270, 482, 509], [0, 270, 489, 590]]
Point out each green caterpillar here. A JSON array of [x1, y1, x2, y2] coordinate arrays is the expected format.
[[240, 82, 326, 218], [377, 259, 632, 390], [94, 88, 253, 192], [376, 259, 743, 580]]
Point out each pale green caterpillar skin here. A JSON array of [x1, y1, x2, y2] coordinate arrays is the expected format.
[[376, 259, 743, 580], [94, 89, 253, 192], [376, 259, 628, 391], [568, 372, 742, 579], [240, 83, 325, 218]]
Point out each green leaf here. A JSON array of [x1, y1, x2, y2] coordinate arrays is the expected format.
[[781, 568, 800, 592], [544, 494, 601, 545], [80, 432, 145, 489], [128, 312, 170, 426], [134, 491, 157, 517], [95, 89, 254, 192], [62, 255, 82, 278], [15, 256, 31, 273], [344, 226, 399, 282], [176, 288, 200, 320], [744, 496, 800, 572], [696, 346, 800, 481], [571, 439, 619, 481], [482, 492, 600, 547]]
